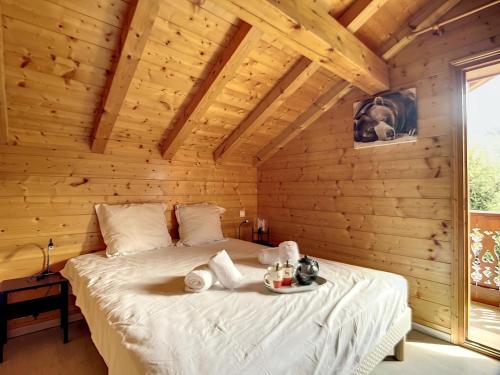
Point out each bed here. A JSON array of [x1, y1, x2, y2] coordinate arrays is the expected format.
[[61, 238, 411, 375]]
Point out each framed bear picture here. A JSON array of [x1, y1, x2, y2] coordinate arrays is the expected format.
[[353, 88, 417, 148]]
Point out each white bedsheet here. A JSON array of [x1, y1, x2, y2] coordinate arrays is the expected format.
[[61, 239, 408, 375]]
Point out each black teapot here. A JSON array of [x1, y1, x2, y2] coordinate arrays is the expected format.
[[295, 255, 319, 285]]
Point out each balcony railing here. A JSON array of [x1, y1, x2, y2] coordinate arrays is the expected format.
[[470, 210, 500, 307]]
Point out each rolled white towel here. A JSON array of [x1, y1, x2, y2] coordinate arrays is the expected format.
[[208, 250, 242, 289], [258, 247, 280, 265], [185, 266, 217, 293], [279, 241, 300, 264]]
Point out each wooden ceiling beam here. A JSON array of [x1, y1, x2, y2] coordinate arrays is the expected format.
[[381, 0, 462, 60], [0, 4, 8, 144], [339, 0, 391, 33], [91, 0, 159, 153], [253, 0, 462, 167], [210, 0, 389, 94], [161, 21, 261, 160], [213, 0, 388, 163], [254, 82, 354, 166], [213, 57, 320, 162]]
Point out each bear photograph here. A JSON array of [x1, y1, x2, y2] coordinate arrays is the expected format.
[[353, 88, 417, 148]]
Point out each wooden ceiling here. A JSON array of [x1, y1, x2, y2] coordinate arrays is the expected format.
[[0, 0, 462, 165]]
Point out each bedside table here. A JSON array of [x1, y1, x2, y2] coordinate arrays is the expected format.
[[0, 273, 69, 363]]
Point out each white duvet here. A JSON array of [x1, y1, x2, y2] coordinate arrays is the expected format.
[[61, 239, 408, 375]]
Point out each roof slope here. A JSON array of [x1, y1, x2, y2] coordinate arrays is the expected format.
[[0, 0, 457, 165]]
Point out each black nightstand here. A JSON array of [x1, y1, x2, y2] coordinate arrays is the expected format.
[[0, 273, 69, 363]]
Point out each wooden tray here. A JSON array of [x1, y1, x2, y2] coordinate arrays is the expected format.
[[264, 276, 327, 294]]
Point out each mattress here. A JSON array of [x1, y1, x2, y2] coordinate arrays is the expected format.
[[61, 239, 408, 375]]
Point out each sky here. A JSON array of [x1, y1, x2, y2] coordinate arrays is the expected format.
[[466, 74, 500, 160]]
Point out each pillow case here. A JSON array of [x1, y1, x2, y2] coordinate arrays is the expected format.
[[95, 203, 172, 257], [175, 203, 225, 246]]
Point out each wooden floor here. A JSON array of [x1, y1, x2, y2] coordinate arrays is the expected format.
[[469, 302, 500, 351], [1, 321, 499, 374]]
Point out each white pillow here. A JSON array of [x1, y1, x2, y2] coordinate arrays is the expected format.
[[95, 203, 172, 257], [175, 203, 225, 246]]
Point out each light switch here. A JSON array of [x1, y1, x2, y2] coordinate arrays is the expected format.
[[239, 209, 246, 218]]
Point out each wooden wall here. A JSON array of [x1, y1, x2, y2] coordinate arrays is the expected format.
[[0, 144, 256, 331], [258, 0, 500, 334], [0, 0, 260, 282], [0, 145, 257, 278], [2, 0, 499, 338], [0, 0, 346, 334]]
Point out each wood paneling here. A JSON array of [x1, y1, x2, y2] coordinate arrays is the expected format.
[[254, 82, 353, 165], [161, 21, 262, 159], [212, 0, 381, 163], [379, 0, 462, 60], [0, 143, 257, 333], [0, 3, 8, 144], [213, 58, 320, 162], [258, 0, 500, 334], [0, 143, 257, 272], [0, 0, 433, 166], [1, 0, 498, 340], [209, 0, 389, 94]]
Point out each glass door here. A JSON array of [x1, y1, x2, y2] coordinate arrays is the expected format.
[[465, 63, 500, 351]]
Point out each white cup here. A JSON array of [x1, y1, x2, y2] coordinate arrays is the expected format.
[[264, 266, 284, 288]]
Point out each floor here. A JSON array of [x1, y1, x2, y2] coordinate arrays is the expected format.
[[1, 321, 499, 375], [1, 321, 107, 375], [372, 330, 500, 375], [469, 301, 500, 350]]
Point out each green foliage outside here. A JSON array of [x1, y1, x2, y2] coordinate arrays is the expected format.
[[468, 148, 500, 211]]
